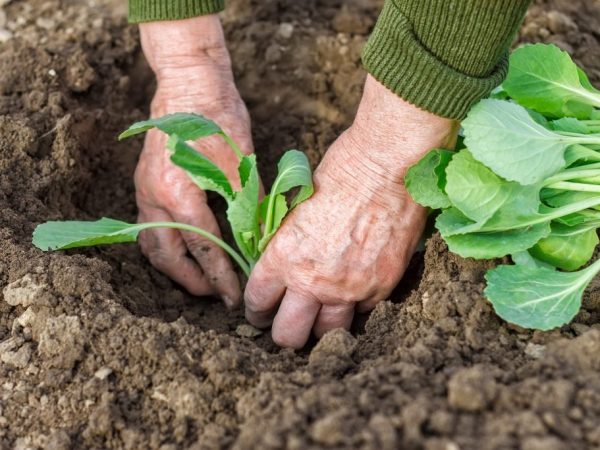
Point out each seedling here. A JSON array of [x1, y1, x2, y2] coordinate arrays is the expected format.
[[406, 44, 600, 330], [33, 113, 314, 276]]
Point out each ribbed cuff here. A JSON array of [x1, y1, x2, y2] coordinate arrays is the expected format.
[[363, 0, 530, 119], [129, 0, 225, 23]]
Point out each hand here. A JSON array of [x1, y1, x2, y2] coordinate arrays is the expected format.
[[135, 16, 253, 308], [244, 75, 459, 347]]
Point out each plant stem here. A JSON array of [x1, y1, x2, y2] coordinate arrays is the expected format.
[[544, 168, 600, 185], [545, 181, 600, 193], [121, 221, 251, 276], [560, 132, 600, 145]]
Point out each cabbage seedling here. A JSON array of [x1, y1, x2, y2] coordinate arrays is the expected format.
[[33, 113, 314, 276]]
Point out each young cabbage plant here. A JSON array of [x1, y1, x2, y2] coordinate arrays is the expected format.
[[33, 113, 314, 277], [406, 44, 600, 331]]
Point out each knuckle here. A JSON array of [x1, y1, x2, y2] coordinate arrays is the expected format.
[[244, 289, 269, 313], [146, 249, 174, 271]]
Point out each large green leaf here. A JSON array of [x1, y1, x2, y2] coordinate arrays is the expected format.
[[485, 260, 600, 330], [435, 208, 551, 258], [503, 44, 600, 119], [405, 149, 453, 209], [462, 99, 570, 185], [445, 150, 539, 223], [119, 112, 222, 141], [436, 211, 553, 261], [33, 218, 139, 250], [227, 154, 261, 261], [168, 136, 234, 201], [530, 222, 599, 271]]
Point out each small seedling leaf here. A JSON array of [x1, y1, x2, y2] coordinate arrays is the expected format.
[[33, 218, 139, 250], [119, 112, 222, 141], [168, 136, 234, 201], [227, 154, 261, 260]]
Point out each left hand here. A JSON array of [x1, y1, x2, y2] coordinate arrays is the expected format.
[[244, 75, 458, 348]]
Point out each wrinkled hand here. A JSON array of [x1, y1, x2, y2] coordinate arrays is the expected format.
[[245, 75, 459, 347], [135, 16, 253, 308]]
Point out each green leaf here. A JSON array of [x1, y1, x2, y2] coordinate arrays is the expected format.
[[503, 44, 600, 119], [270, 150, 314, 200], [462, 99, 570, 185], [33, 218, 139, 250], [435, 208, 551, 258], [257, 194, 289, 252], [530, 222, 599, 271], [564, 144, 600, 166], [168, 136, 234, 201], [556, 210, 600, 227], [511, 251, 554, 269], [489, 85, 509, 100], [227, 154, 261, 262], [445, 150, 538, 223], [254, 150, 313, 253], [405, 149, 453, 209], [541, 189, 600, 209], [119, 112, 222, 141], [578, 67, 600, 94], [484, 260, 600, 330], [238, 154, 255, 188], [549, 118, 589, 134]]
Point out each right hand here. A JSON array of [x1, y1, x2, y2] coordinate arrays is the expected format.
[[136, 15, 253, 308]]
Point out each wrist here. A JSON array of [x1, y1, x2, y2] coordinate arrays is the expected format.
[[140, 15, 231, 80], [349, 75, 459, 176]]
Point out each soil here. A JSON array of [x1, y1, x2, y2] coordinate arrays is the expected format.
[[0, 0, 600, 449]]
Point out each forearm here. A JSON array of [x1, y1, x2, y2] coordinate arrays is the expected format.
[[363, 0, 532, 119]]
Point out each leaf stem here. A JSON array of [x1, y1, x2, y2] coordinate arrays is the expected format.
[[544, 167, 600, 185], [121, 221, 251, 276], [545, 181, 600, 193], [221, 132, 245, 161], [559, 132, 600, 145]]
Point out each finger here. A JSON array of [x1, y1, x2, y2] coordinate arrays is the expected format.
[[138, 210, 214, 297], [244, 257, 285, 328], [271, 291, 321, 349], [313, 303, 355, 338], [356, 295, 386, 313], [171, 205, 241, 309]]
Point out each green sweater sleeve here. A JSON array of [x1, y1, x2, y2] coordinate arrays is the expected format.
[[128, 0, 224, 23], [362, 0, 531, 119]]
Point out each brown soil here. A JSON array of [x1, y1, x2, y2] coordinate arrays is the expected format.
[[1, 0, 600, 449]]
